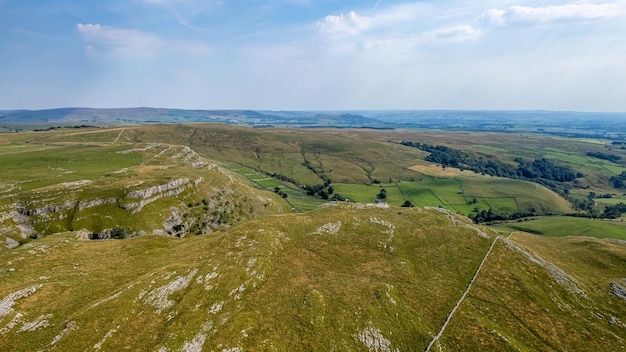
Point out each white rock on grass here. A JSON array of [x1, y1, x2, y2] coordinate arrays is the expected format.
[[182, 333, 206, 352], [49, 321, 77, 346], [506, 240, 588, 299], [356, 325, 399, 352], [5, 237, 19, 249], [93, 326, 119, 351], [0, 285, 41, 320], [19, 314, 53, 332], [144, 269, 199, 313], [313, 221, 342, 235]]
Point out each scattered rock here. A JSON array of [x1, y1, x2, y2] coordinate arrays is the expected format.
[[506, 240, 588, 299], [610, 280, 626, 301], [0, 285, 42, 320], [6, 238, 19, 249], [143, 269, 198, 313], [313, 221, 342, 235], [356, 325, 398, 352]]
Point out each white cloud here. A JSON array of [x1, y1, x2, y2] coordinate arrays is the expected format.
[[314, 2, 484, 55], [316, 3, 424, 37], [425, 25, 482, 42], [76, 23, 210, 59], [316, 11, 370, 36], [481, 2, 625, 26], [77, 23, 163, 58]]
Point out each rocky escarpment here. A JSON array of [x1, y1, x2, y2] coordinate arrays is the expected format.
[[1, 176, 268, 243], [121, 178, 198, 213], [0, 144, 288, 247]]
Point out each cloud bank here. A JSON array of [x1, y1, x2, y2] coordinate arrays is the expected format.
[[482, 2, 625, 26]]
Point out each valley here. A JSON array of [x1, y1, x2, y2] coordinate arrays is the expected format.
[[1, 122, 626, 351]]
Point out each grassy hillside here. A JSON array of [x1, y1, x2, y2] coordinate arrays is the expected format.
[[1, 205, 625, 351], [12, 124, 626, 240], [2, 124, 626, 350], [0, 133, 291, 249], [440, 232, 626, 351], [40, 124, 578, 215], [497, 216, 626, 240]]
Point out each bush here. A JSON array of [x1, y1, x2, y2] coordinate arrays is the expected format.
[[109, 227, 128, 239]]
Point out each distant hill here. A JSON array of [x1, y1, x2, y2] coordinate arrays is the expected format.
[[0, 108, 285, 125], [3, 107, 626, 136], [0, 107, 397, 128]]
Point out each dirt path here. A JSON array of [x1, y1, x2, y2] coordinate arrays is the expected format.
[[113, 129, 125, 143], [425, 235, 501, 351]]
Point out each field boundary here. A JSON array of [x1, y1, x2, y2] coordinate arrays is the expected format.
[[425, 235, 501, 351]]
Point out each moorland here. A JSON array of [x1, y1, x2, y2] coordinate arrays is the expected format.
[[1, 109, 626, 351]]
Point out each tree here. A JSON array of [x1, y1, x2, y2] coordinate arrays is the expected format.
[[401, 200, 414, 207], [376, 188, 387, 201]]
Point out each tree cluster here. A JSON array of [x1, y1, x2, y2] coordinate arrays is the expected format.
[[610, 171, 626, 189], [301, 159, 346, 201], [34, 125, 97, 132], [400, 141, 581, 183], [269, 173, 300, 186], [472, 209, 540, 223], [586, 151, 621, 163], [514, 157, 579, 182], [567, 203, 626, 219], [273, 187, 288, 198]]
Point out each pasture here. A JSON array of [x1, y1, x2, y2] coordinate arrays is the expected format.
[[499, 216, 626, 240]]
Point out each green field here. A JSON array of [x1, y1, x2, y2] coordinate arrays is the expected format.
[[221, 162, 327, 212], [498, 216, 626, 240]]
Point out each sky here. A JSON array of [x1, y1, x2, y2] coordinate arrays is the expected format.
[[1, 0, 625, 111]]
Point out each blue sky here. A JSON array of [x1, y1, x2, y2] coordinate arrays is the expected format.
[[1, 0, 625, 111]]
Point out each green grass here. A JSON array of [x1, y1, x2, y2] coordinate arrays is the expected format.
[[331, 183, 384, 203], [403, 189, 445, 207], [398, 179, 463, 204], [498, 216, 626, 240], [0, 205, 497, 351], [2, 203, 626, 351], [221, 162, 326, 212], [595, 197, 626, 206], [443, 232, 626, 351], [460, 178, 571, 214], [0, 144, 142, 191], [0, 142, 292, 246]]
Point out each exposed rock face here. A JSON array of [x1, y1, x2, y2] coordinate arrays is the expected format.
[[78, 198, 118, 210], [0, 285, 42, 320], [127, 178, 190, 200], [611, 280, 626, 301], [122, 178, 198, 213], [18, 200, 76, 217], [0, 143, 287, 247]]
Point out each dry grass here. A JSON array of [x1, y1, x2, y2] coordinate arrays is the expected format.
[[409, 163, 487, 178]]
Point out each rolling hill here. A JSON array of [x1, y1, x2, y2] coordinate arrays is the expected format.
[[1, 123, 626, 351], [1, 205, 625, 351]]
